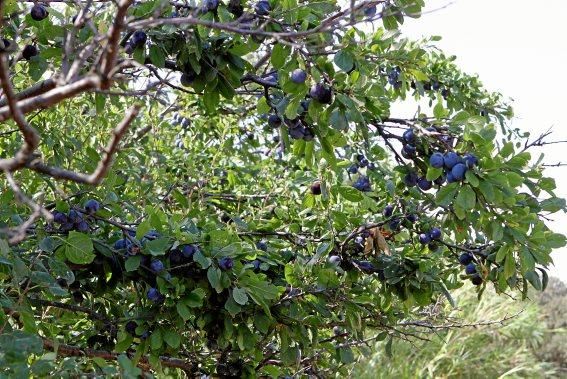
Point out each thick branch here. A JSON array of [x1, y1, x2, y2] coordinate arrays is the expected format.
[[0, 79, 56, 107], [99, 0, 134, 87], [0, 75, 100, 122], [0, 55, 40, 171], [42, 339, 196, 372]]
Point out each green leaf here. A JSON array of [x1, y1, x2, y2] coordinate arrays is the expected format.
[[254, 313, 271, 334], [203, 85, 220, 113], [224, 295, 242, 316], [149, 45, 166, 68], [207, 267, 222, 293], [546, 233, 566, 248], [478, 180, 495, 202], [232, 287, 249, 305], [426, 167, 442, 181], [500, 142, 514, 158], [176, 302, 191, 321], [184, 288, 206, 308], [150, 329, 162, 350], [163, 330, 181, 349], [490, 221, 504, 242], [144, 238, 169, 256], [271, 44, 289, 69], [125, 255, 141, 272], [496, 245, 512, 263], [435, 183, 458, 206], [455, 186, 476, 210], [64, 232, 95, 264], [339, 347, 355, 364], [338, 186, 364, 202], [114, 332, 133, 353], [95, 93, 106, 114], [524, 270, 542, 291], [465, 171, 479, 187], [503, 254, 516, 279], [334, 50, 354, 72], [193, 250, 212, 269], [39, 237, 58, 252]]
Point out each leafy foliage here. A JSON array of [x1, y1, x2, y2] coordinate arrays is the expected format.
[[0, 0, 565, 377]]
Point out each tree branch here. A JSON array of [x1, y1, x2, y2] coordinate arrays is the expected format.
[[42, 338, 197, 372]]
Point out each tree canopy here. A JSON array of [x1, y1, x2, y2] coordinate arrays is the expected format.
[[0, 0, 565, 377]]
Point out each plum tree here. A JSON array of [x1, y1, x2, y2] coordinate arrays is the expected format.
[[0, 0, 564, 377]]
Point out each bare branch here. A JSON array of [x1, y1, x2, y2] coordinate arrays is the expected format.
[[99, 0, 134, 88], [0, 79, 56, 107], [0, 55, 40, 171], [0, 75, 100, 122]]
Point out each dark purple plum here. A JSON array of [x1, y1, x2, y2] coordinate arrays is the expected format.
[[30, 4, 48, 21], [22, 45, 38, 60], [255, 0, 271, 15], [402, 129, 415, 144], [383, 204, 394, 217], [84, 199, 100, 215], [465, 263, 477, 275], [429, 227, 442, 240], [218, 257, 234, 271], [309, 83, 333, 104], [443, 152, 460, 169], [290, 69, 307, 84], [458, 253, 473, 265], [429, 152, 444, 168], [417, 178, 432, 191], [451, 163, 467, 181], [268, 114, 281, 128], [311, 181, 322, 195], [419, 233, 431, 244]]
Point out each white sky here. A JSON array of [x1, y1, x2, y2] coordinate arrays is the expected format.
[[392, 0, 567, 282]]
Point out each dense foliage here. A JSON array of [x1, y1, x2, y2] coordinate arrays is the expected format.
[[0, 0, 565, 377]]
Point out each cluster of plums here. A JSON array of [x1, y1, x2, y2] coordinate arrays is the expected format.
[[171, 113, 191, 129], [0, 5, 45, 61], [266, 100, 315, 141], [411, 79, 451, 99], [383, 203, 418, 232], [428, 150, 478, 184], [418, 227, 442, 246], [388, 65, 451, 99], [348, 154, 375, 192], [263, 70, 334, 140], [400, 127, 479, 189], [458, 252, 483, 286], [387, 67, 402, 89], [326, 248, 385, 280], [51, 199, 100, 233]]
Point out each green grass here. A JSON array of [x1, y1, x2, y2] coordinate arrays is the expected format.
[[354, 282, 565, 379]]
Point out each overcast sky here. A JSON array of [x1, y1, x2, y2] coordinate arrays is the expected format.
[[389, 0, 567, 281]]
